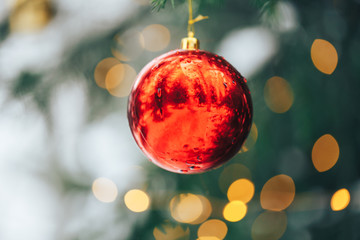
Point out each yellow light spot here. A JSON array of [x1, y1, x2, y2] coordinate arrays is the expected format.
[[112, 30, 145, 62], [191, 195, 213, 224], [260, 174, 295, 211], [264, 76, 294, 113], [105, 64, 137, 97], [240, 123, 258, 153], [312, 134, 340, 172], [197, 237, 221, 240], [142, 24, 171, 52], [124, 189, 150, 212], [170, 193, 203, 224], [153, 223, 189, 240], [223, 201, 247, 222], [218, 164, 252, 194], [251, 211, 287, 240], [331, 188, 350, 211], [198, 219, 228, 240], [92, 177, 118, 203], [10, 0, 52, 32], [106, 64, 125, 89], [94, 58, 120, 88], [227, 179, 255, 203], [311, 39, 338, 75]]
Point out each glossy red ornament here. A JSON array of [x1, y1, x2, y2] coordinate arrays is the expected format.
[[128, 49, 252, 174]]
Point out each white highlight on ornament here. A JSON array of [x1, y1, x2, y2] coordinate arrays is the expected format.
[[216, 27, 278, 78]]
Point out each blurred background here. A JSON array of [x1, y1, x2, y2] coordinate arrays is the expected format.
[[0, 0, 359, 239]]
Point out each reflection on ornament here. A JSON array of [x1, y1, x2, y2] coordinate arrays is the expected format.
[[128, 48, 252, 173]]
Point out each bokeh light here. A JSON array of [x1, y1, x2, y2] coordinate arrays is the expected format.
[[94, 57, 120, 88], [239, 123, 258, 153], [331, 188, 350, 211], [169, 194, 211, 224], [312, 134, 340, 172], [92, 177, 118, 203], [198, 219, 228, 240], [105, 63, 137, 97], [191, 195, 213, 224], [264, 76, 294, 113], [153, 223, 189, 240], [311, 39, 338, 75], [106, 64, 125, 89], [124, 189, 150, 212], [223, 201, 247, 222], [111, 30, 145, 62], [227, 178, 255, 203], [142, 24, 171, 52], [197, 237, 221, 240], [10, 0, 52, 32], [218, 164, 252, 194], [260, 174, 295, 211], [251, 211, 287, 240]]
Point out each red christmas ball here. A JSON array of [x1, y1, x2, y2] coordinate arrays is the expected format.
[[128, 49, 252, 174]]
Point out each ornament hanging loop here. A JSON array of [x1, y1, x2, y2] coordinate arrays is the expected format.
[[181, 0, 208, 50]]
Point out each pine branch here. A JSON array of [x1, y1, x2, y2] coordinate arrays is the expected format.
[[151, 0, 168, 11], [151, 0, 222, 11], [253, 0, 280, 15], [151, 0, 280, 13], [150, 0, 177, 11]]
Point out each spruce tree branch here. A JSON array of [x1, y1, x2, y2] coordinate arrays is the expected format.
[[151, 0, 280, 13], [254, 0, 280, 16]]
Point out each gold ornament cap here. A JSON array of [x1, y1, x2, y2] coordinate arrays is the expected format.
[[181, 31, 199, 50]]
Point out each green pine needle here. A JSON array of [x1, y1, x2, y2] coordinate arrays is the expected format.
[[151, 0, 168, 11], [151, 0, 280, 15], [253, 0, 280, 15]]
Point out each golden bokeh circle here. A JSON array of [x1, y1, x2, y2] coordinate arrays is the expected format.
[[170, 193, 203, 224], [10, 0, 52, 32], [198, 219, 228, 240], [260, 174, 295, 211], [92, 177, 118, 203], [227, 178, 255, 203], [223, 201, 247, 222], [311, 39, 338, 75], [191, 195, 213, 224], [312, 134, 340, 172], [124, 189, 150, 212], [105, 64, 137, 97], [264, 76, 294, 113], [142, 24, 171, 52], [218, 164, 252, 194], [94, 58, 120, 88], [331, 188, 350, 211]]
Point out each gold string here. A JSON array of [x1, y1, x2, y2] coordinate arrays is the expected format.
[[187, 0, 208, 38]]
